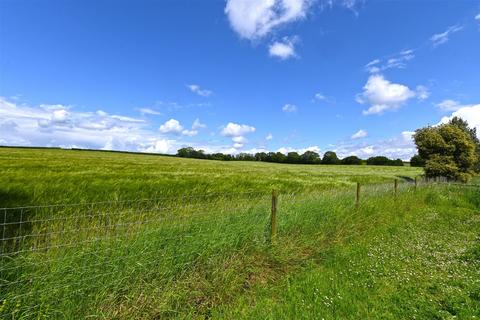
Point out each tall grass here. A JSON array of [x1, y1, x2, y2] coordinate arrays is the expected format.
[[1, 183, 479, 319]]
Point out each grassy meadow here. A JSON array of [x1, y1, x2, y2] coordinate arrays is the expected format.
[[0, 147, 479, 319]]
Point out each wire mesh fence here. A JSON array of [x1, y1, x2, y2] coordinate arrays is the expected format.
[[0, 177, 475, 318]]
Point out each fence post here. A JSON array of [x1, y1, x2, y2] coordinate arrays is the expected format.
[[394, 179, 398, 197], [270, 189, 278, 243], [414, 177, 418, 190], [356, 182, 361, 207]]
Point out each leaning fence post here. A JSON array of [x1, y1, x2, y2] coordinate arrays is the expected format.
[[394, 179, 398, 197], [356, 182, 361, 207], [270, 189, 278, 243]]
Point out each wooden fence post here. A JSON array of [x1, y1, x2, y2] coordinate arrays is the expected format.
[[356, 182, 361, 207], [270, 189, 278, 242], [414, 177, 418, 191], [394, 179, 398, 197]]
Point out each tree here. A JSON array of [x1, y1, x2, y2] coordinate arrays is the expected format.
[[322, 151, 340, 164], [286, 152, 301, 164], [300, 151, 320, 164], [410, 155, 425, 167], [414, 123, 478, 182], [341, 156, 362, 165], [449, 116, 480, 172]]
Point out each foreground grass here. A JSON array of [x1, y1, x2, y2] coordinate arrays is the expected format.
[[1, 184, 479, 319], [0, 147, 421, 207]]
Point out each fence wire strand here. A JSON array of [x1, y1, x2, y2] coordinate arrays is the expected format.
[[0, 179, 473, 318]]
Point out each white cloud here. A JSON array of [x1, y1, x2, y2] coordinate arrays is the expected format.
[[357, 74, 426, 115], [221, 122, 256, 150], [181, 130, 198, 137], [143, 139, 175, 154], [439, 104, 480, 138], [416, 85, 430, 100], [351, 129, 368, 139], [138, 107, 162, 116], [187, 84, 212, 97], [232, 136, 247, 143], [365, 49, 415, 73], [269, 38, 297, 59], [265, 133, 273, 140], [277, 145, 321, 155], [159, 119, 184, 134], [282, 103, 297, 113], [430, 25, 463, 47], [192, 118, 206, 130], [334, 131, 416, 160], [476, 13, 480, 22], [314, 93, 327, 101], [435, 99, 464, 112], [224, 0, 309, 40], [221, 122, 256, 137], [233, 142, 244, 149], [0, 96, 186, 154]]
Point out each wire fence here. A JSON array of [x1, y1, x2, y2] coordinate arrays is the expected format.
[[0, 177, 477, 318]]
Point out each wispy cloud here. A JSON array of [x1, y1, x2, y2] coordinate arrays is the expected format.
[[365, 49, 415, 73], [351, 129, 367, 139], [282, 103, 297, 113], [430, 25, 463, 47], [187, 84, 212, 97], [137, 107, 162, 116], [435, 99, 474, 112]]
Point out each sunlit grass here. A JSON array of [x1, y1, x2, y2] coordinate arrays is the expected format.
[[0, 148, 477, 319]]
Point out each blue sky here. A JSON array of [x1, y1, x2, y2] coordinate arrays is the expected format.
[[1, 0, 479, 159]]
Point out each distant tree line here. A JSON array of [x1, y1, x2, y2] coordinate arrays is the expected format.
[[176, 147, 404, 166]]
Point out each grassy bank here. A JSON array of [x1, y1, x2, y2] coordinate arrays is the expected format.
[[1, 183, 479, 319]]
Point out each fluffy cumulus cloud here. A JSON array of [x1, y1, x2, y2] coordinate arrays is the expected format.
[[221, 122, 256, 137], [269, 37, 297, 59], [159, 119, 184, 134], [221, 122, 256, 149], [159, 118, 205, 137], [357, 74, 428, 115], [430, 25, 463, 47], [438, 104, 480, 138], [282, 103, 297, 113], [186, 84, 212, 97], [351, 129, 367, 139], [225, 0, 309, 40]]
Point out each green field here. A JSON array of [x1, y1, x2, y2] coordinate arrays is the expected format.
[[0, 147, 421, 207], [0, 148, 479, 319]]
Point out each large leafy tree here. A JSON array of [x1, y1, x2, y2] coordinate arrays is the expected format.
[[322, 151, 340, 164], [449, 116, 480, 172], [414, 122, 478, 182]]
